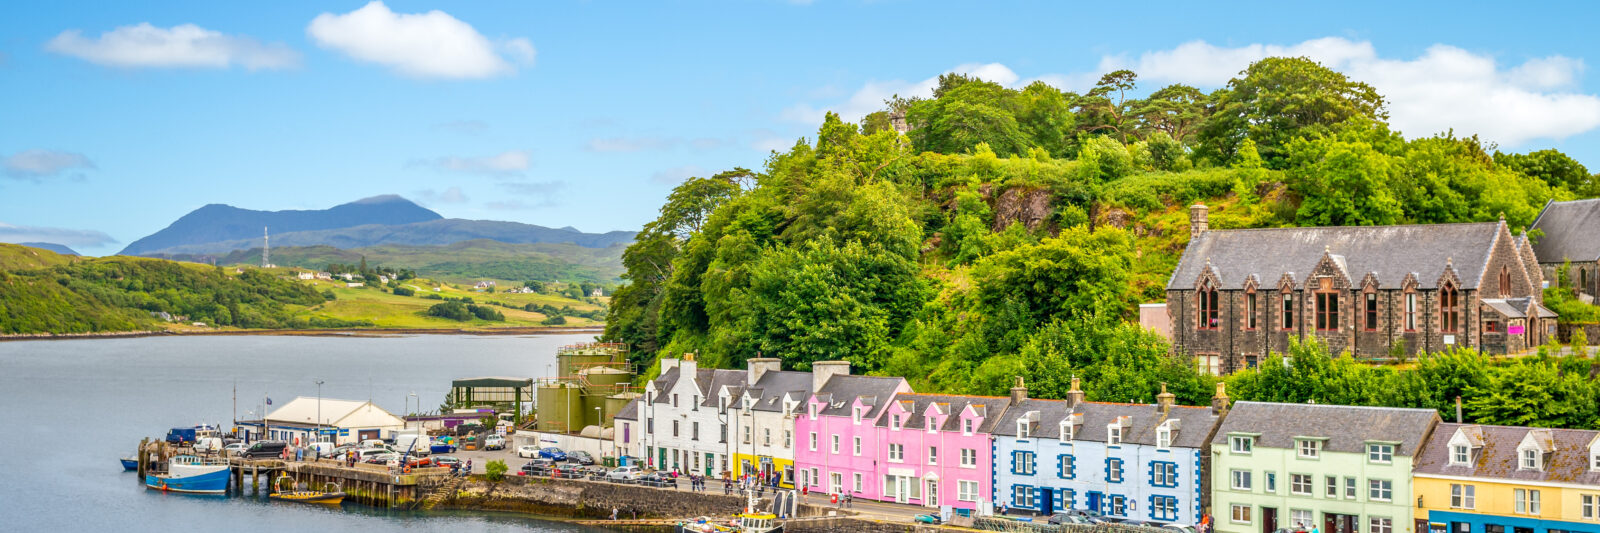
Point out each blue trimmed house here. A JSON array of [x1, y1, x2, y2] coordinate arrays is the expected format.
[[991, 379, 1226, 525]]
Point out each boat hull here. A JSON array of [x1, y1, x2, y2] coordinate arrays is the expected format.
[[270, 491, 347, 505], [145, 465, 229, 494], [121, 459, 139, 471]]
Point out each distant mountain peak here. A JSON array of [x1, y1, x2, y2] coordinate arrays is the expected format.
[[558, 226, 580, 232], [18, 242, 79, 256], [120, 195, 444, 256], [348, 194, 411, 205]]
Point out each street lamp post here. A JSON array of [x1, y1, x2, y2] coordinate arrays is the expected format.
[[315, 380, 324, 447], [408, 392, 418, 432], [594, 406, 602, 429]]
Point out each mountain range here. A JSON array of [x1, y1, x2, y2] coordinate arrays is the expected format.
[[119, 195, 634, 257]]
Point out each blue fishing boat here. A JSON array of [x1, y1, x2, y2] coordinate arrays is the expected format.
[[121, 457, 139, 471], [145, 455, 229, 494]]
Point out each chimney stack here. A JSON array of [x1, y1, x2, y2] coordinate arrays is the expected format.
[[1455, 396, 1463, 424], [1156, 382, 1175, 415], [1065, 377, 1085, 408], [679, 352, 698, 375], [811, 360, 850, 392], [1211, 382, 1231, 415], [1009, 376, 1028, 404], [748, 357, 781, 386], [1190, 204, 1209, 240]]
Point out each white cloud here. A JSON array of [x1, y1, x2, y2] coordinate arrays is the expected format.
[[0, 222, 117, 248], [650, 165, 706, 185], [415, 186, 469, 205], [1101, 37, 1600, 146], [3, 149, 96, 180], [46, 23, 298, 70], [410, 149, 530, 176], [307, 1, 533, 79]]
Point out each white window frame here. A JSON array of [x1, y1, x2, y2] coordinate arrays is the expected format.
[[1582, 494, 1597, 520], [831, 434, 839, 454], [1292, 509, 1312, 529], [1230, 469, 1252, 490], [1290, 473, 1312, 495], [1345, 476, 1357, 499], [958, 480, 979, 502], [1157, 427, 1172, 449], [927, 446, 937, 465], [853, 472, 862, 492], [962, 419, 974, 435], [852, 436, 862, 456], [1298, 439, 1320, 459], [1016, 451, 1036, 475], [1451, 445, 1470, 465], [960, 448, 976, 468], [1368, 443, 1394, 463], [888, 443, 904, 462], [1325, 476, 1338, 497], [890, 414, 901, 431], [1107, 424, 1122, 446], [1231, 436, 1253, 454], [1370, 518, 1392, 533], [1017, 419, 1030, 438], [1369, 479, 1393, 502], [1451, 484, 1476, 510], [1230, 504, 1252, 524], [1522, 448, 1542, 470], [1107, 458, 1123, 482]]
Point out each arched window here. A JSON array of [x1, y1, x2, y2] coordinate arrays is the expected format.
[[1363, 288, 1379, 331], [1244, 288, 1258, 330], [1281, 288, 1295, 330], [1403, 287, 1418, 332], [1499, 266, 1512, 298], [1582, 268, 1590, 294], [1197, 283, 1218, 330], [1315, 279, 1339, 332], [1440, 282, 1460, 333]]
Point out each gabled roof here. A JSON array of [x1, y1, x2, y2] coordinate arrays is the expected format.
[[875, 393, 1012, 433], [994, 399, 1220, 449], [265, 396, 402, 427], [1169, 222, 1504, 290], [1530, 199, 1600, 263], [1210, 401, 1438, 455], [812, 375, 906, 419], [615, 398, 640, 421], [1416, 423, 1600, 485], [741, 370, 814, 412], [696, 368, 748, 408]]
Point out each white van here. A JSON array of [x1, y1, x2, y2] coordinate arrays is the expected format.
[[194, 437, 224, 454], [394, 433, 430, 456]]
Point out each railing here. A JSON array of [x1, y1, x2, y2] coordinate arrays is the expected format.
[[973, 517, 1176, 533]]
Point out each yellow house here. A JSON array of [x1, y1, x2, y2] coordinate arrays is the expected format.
[[1415, 423, 1600, 533]]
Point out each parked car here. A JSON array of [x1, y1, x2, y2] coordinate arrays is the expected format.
[[913, 514, 942, 525], [483, 435, 506, 450], [359, 439, 387, 448], [240, 441, 288, 459], [577, 465, 609, 480], [1048, 514, 1094, 526], [606, 465, 643, 483], [519, 458, 557, 476], [516, 445, 542, 458], [362, 452, 400, 464], [538, 447, 568, 462], [638, 471, 674, 488], [1121, 520, 1167, 528], [1163, 525, 1198, 533], [433, 456, 462, 468], [394, 433, 430, 456], [222, 442, 249, 456], [567, 450, 594, 465], [404, 456, 435, 468], [1270, 528, 1310, 533]]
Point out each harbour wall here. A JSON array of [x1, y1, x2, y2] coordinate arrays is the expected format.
[[441, 476, 840, 520]]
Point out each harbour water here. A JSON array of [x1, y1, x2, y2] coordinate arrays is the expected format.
[[0, 333, 606, 532]]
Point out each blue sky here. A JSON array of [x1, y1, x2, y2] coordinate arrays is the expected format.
[[3, 1, 1599, 256]]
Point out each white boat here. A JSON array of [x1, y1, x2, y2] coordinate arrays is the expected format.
[[145, 455, 229, 494]]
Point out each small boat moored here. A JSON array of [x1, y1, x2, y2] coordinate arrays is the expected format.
[[145, 455, 229, 494], [268, 477, 346, 505], [121, 457, 139, 471]]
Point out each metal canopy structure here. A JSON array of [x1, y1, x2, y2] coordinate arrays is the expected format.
[[450, 376, 533, 416]]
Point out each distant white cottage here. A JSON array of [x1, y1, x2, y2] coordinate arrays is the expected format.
[[297, 272, 315, 280], [238, 396, 406, 445]]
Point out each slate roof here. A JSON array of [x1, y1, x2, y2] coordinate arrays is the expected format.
[[875, 393, 1013, 433], [1530, 199, 1600, 263], [742, 370, 814, 412], [814, 375, 907, 419], [615, 398, 640, 421], [1416, 423, 1600, 485], [992, 399, 1220, 449], [1168, 222, 1504, 290], [646, 366, 748, 407], [1210, 401, 1439, 456]]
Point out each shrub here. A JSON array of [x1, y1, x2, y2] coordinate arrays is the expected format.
[[421, 293, 443, 300], [426, 301, 472, 321], [485, 460, 507, 481], [392, 286, 415, 297], [541, 315, 567, 326]]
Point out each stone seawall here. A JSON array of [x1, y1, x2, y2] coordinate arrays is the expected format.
[[1558, 323, 1600, 343], [441, 476, 841, 520]]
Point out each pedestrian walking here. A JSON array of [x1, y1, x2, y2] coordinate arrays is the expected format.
[[845, 492, 852, 508], [612, 507, 619, 521]]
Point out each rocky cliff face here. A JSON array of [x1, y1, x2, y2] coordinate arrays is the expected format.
[[990, 187, 1053, 233]]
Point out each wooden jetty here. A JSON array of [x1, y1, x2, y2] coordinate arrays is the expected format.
[[133, 439, 455, 508]]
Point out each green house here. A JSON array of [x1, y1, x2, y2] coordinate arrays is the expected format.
[[1210, 402, 1440, 533]]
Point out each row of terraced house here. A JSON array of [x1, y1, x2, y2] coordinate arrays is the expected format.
[[610, 356, 1600, 533]]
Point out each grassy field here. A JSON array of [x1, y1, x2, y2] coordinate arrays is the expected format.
[[286, 274, 606, 329], [180, 239, 625, 284], [0, 243, 78, 271]]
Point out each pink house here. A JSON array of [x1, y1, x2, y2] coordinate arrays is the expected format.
[[792, 366, 910, 501], [874, 393, 1012, 511]]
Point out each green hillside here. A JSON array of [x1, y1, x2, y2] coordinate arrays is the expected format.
[[602, 56, 1600, 422], [160, 239, 625, 283], [0, 243, 78, 271]]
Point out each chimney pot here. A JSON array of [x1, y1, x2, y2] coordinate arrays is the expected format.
[[1009, 376, 1028, 404], [1065, 376, 1085, 408], [1211, 381, 1230, 415], [1156, 382, 1175, 414]]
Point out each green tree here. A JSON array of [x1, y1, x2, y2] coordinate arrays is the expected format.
[[485, 459, 508, 481], [1197, 57, 1387, 167], [1285, 125, 1404, 226], [1496, 149, 1596, 195]]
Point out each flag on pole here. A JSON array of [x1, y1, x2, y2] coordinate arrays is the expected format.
[[266, 397, 273, 405]]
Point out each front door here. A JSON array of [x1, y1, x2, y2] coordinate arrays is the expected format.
[[658, 447, 667, 469], [1262, 507, 1278, 533], [926, 479, 939, 508], [895, 476, 910, 503], [705, 453, 714, 476], [1087, 492, 1102, 513], [1041, 486, 1054, 515]]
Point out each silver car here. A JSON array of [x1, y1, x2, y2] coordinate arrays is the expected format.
[[605, 465, 642, 482]]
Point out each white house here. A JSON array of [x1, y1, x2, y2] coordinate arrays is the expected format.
[[726, 358, 813, 487], [641, 355, 748, 475], [297, 272, 315, 280], [237, 397, 405, 446], [316, 272, 332, 280]]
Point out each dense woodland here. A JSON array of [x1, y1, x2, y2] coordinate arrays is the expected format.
[[602, 57, 1600, 428]]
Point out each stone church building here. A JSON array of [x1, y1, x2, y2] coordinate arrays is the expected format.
[[1166, 205, 1556, 375], [1529, 198, 1600, 303]]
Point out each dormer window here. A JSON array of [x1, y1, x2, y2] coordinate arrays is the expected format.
[[1368, 443, 1394, 464], [808, 403, 818, 419], [1591, 451, 1599, 471], [1107, 424, 1122, 446], [1521, 448, 1542, 470], [890, 415, 902, 431], [1157, 427, 1172, 449], [1230, 435, 1253, 454], [1060, 421, 1074, 441], [1298, 439, 1321, 459], [1018, 419, 1031, 439], [852, 406, 863, 424], [1451, 445, 1470, 465], [962, 418, 974, 435]]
